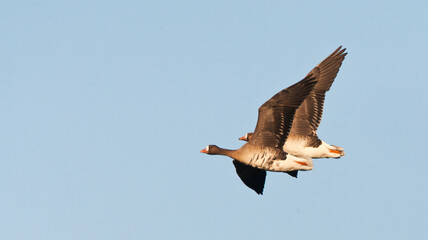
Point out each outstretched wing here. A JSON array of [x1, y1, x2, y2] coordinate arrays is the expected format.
[[233, 160, 266, 195], [291, 46, 347, 136], [250, 74, 318, 148]]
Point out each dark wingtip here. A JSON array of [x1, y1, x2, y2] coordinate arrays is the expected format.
[[254, 187, 264, 195], [254, 185, 265, 195], [331, 45, 347, 56], [337, 46, 348, 56], [286, 170, 298, 178]]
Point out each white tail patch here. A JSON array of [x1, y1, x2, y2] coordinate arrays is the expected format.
[[286, 154, 313, 171], [284, 139, 345, 159]]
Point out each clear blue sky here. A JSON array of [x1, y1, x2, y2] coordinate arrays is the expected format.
[[1, 1, 427, 239]]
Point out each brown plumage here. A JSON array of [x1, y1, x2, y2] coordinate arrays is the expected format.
[[240, 46, 347, 158], [201, 74, 318, 194], [290, 46, 347, 138], [249, 73, 320, 148]]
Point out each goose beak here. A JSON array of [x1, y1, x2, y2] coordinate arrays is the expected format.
[[239, 136, 246, 141], [200, 148, 208, 153]]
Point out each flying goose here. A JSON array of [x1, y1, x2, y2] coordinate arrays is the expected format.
[[200, 74, 318, 194], [239, 46, 347, 159]]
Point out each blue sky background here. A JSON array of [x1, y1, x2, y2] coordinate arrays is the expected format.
[[1, 1, 427, 239]]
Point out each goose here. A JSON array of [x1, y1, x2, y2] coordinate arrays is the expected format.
[[200, 74, 318, 195], [239, 46, 347, 159]]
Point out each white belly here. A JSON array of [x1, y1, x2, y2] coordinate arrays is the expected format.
[[246, 154, 313, 172], [283, 139, 342, 158]]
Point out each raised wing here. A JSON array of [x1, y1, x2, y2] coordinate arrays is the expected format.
[[233, 160, 266, 195], [250, 74, 318, 148], [291, 46, 347, 136]]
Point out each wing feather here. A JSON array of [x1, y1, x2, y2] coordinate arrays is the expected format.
[[290, 46, 347, 136], [250, 74, 318, 148]]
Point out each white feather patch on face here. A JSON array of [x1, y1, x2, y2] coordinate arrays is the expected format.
[[205, 146, 210, 152]]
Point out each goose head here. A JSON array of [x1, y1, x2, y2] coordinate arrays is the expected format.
[[238, 133, 254, 142], [200, 145, 221, 155]]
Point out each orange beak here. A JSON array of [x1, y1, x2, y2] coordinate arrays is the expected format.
[[200, 148, 208, 153], [239, 136, 246, 141]]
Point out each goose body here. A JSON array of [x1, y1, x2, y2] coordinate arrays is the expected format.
[[239, 46, 347, 159], [241, 133, 344, 159], [201, 144, 313, 172], [201, 71, 319, 194]]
